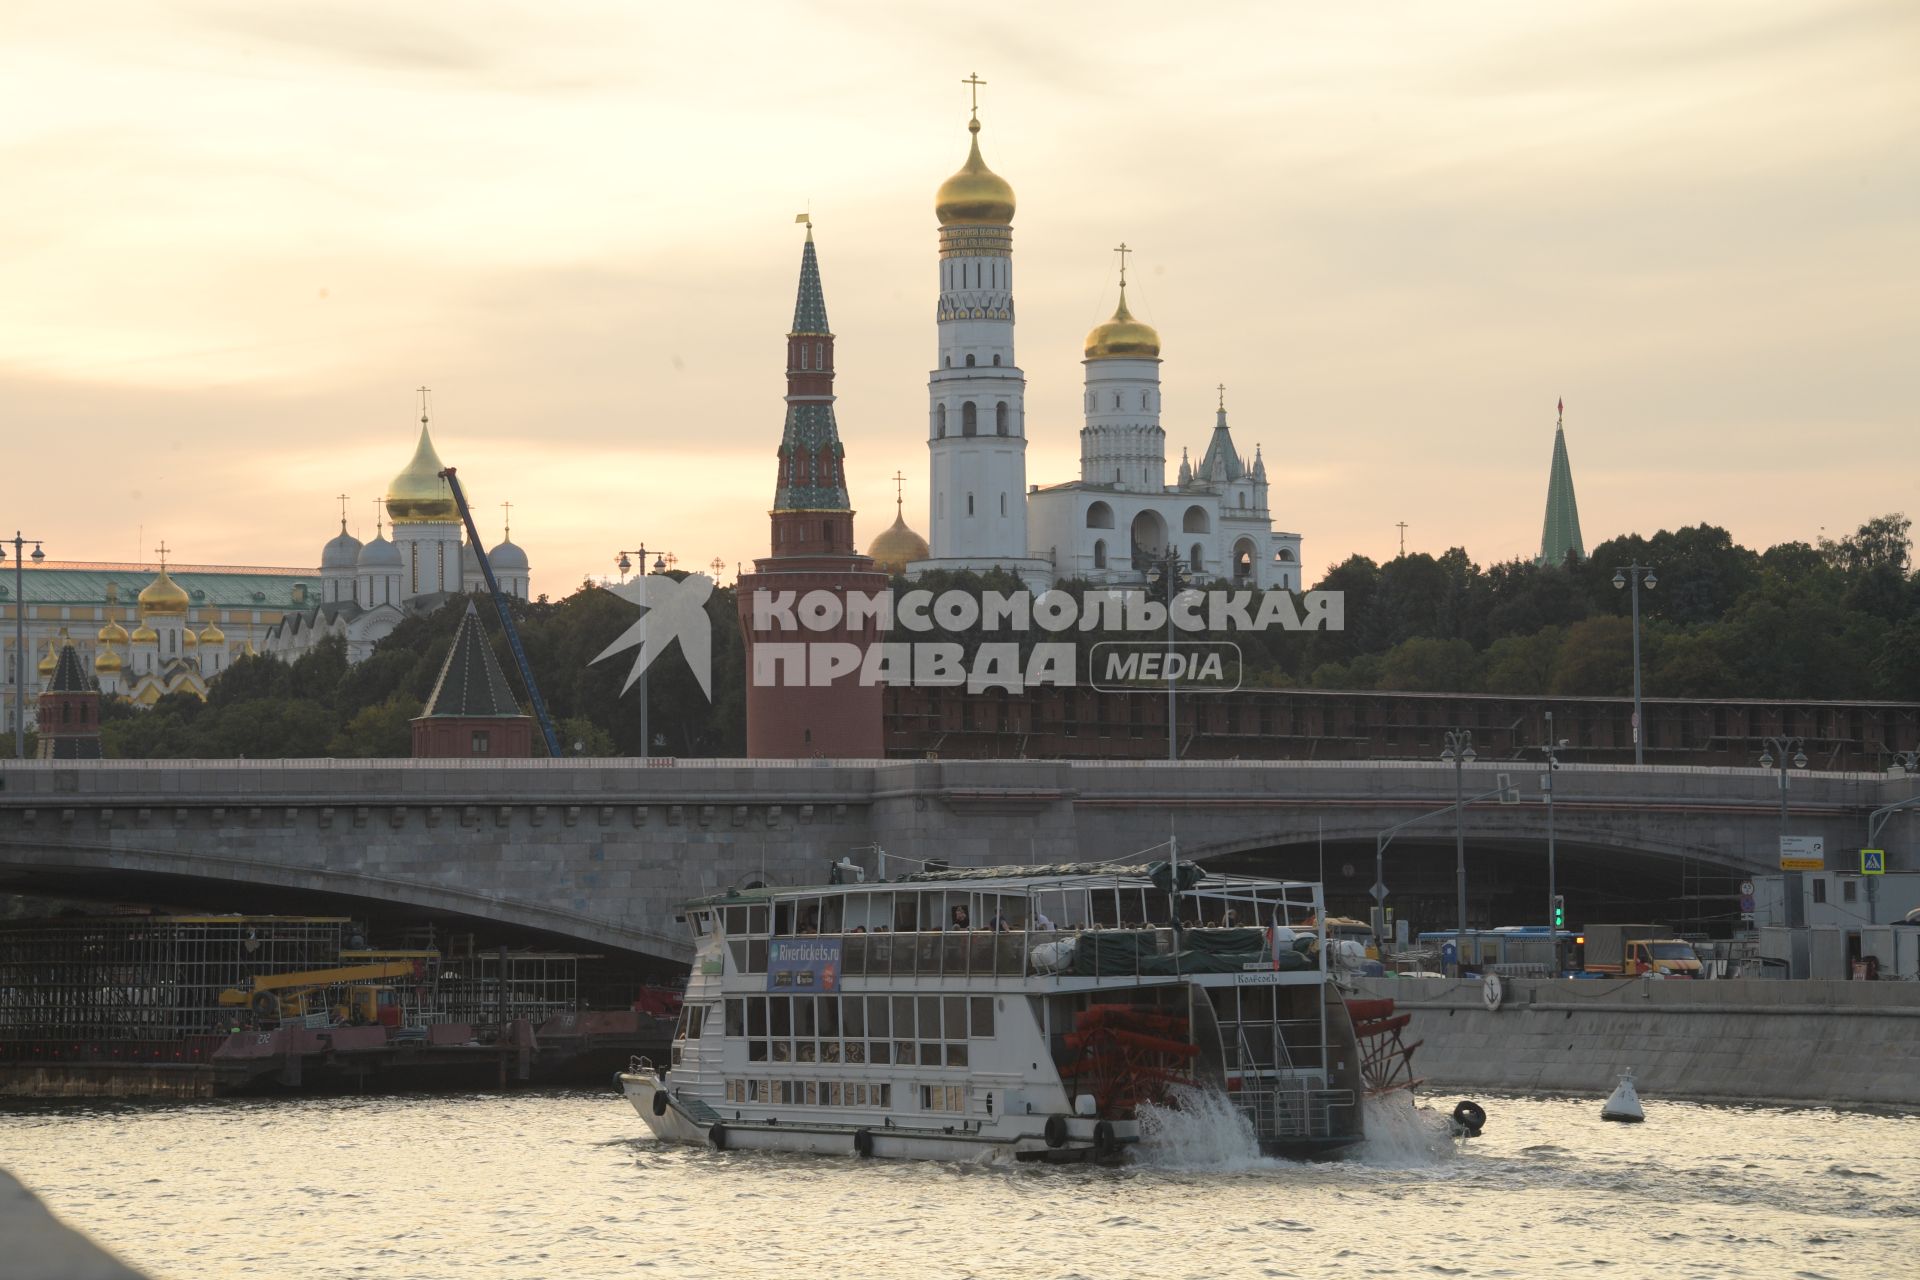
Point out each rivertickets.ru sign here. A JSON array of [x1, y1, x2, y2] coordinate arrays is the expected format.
[[767, 938, 841, 993]]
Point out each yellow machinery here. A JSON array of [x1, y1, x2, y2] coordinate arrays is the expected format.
[[218, 960, 422, 1025]]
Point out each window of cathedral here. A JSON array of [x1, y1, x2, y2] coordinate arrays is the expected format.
[[1113, 393, 1121, 409], [799, 344, 808, 370], [1275, 548, 1295, 562], [1086, 502, 1114, 530], [1238, 493, 1247, 508], [1093, 540, 1107, 570], [966, 354, 976, 367], [936, 404, 947, 437], [815, 342, 823, 368], [962, 402, 977, 436], [471, 730, 491, 755], [999, 494, 1006, 516], [967, 494, 975, 517], [1183, 506, 1210, 534], [944, 357, 951, 368], [1190, 544, 1204, 573], [995, 402, 1008, 435], [992, 354, 1000, 366]]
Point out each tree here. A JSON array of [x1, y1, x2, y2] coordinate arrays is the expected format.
[[1374, 637, 1479, 692], [330, 693, 422, 757], [1549, 617, 1634, 696]]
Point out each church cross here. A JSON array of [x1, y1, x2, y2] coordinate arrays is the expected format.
[[1113, 242, 1131, 287], [154, 541, 170, 569], [892, 469, 906, 510], [417, 385, 431, 425], [500, 499, 513, 539], [336, 493, 351, 530], [962, 72, 986, 117], [1217, 383, 1226, 411], [370, 498, 384, 538], [1396, 522, 1409, 556]]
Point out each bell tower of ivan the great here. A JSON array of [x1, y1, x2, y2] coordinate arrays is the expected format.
[[734, 221, 889, 758]]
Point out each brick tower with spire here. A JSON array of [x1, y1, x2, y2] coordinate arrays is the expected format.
[[37, 632, 102, 759], [1536, 397, 1586, 567], [735, 221, 889, 758]]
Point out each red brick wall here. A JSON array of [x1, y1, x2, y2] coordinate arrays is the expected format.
[[411, 716, 534, 759]]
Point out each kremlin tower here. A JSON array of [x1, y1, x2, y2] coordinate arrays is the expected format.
[[735, 221, 888, 758]]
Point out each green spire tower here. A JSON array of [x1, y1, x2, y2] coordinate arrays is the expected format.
[[1537, 397, 1585, 567]]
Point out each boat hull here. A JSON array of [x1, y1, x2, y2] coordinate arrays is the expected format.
[[620, 1073, 1128, 1164]]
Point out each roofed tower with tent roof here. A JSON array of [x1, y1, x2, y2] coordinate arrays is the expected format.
[[36, 633, 101, 759], [411, 600, 533, 758]]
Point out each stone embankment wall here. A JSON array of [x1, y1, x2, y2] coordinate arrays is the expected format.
[[1350, 976, 1920, 1108]]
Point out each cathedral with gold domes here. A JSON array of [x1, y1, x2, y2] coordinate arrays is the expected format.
[[891, 85, 1303, 592], [0, 410, 530, 739]]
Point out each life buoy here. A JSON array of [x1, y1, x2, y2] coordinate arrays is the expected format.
[[250, 992, 277, 1018], [1451, 1100, 1487, 1135], [651, 1090, 669, 1117], [1044, 1114, 1070, 1149], [708, 1123, 728, 1151], [1092, 1120, 1118, 1156], [853, 1128, 875, 1158]]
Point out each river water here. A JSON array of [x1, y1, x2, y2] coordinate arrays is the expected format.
[[2, 1089, 1914, 1279]]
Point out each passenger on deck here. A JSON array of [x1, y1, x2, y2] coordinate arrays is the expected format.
[[1033, 909, 1056, 931], [950, 905, 971, 930], [1223, 908, 1239, 928]]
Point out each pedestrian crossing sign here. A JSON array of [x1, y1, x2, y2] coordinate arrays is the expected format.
[[1861, 848, 1885, 875]]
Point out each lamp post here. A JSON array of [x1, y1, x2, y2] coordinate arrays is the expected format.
[[1440, 729, 1475, 949], [1372, 775, 1517, 955], [1145, 550, 1188, 763], [616, 546, 668, 761], [2, 533, 47, 759], [1760, 736, 1808, 944], [1540, 711, 1570, 972], [1612, 563, 1657, 766]]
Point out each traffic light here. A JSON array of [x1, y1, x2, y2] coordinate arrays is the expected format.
[[1552, 895, 1566, 930]]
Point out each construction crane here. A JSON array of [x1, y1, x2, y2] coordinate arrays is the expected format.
[[217, 960, 424, 1024], [438, 466, 563, 757]]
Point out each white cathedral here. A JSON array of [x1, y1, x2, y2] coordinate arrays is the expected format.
[[896, 99, 1302, 593]]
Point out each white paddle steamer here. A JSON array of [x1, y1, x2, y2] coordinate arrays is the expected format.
[[620, 861, 1423, 1162]]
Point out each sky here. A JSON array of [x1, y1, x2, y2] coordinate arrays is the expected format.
[[3, 0, 1916, 592]]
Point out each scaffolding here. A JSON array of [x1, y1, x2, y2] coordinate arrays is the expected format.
[[436, 950, 581, 1029], [0, 915, 349, 1058]]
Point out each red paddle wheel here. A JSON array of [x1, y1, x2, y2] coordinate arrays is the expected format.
[[1344, 997, 1423, 1097], [1058, 1003, 1200, 1116]]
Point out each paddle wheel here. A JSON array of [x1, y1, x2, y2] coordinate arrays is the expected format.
[[1058, 1003, 1199, 1116], [1344, 997, 1423, 1097]]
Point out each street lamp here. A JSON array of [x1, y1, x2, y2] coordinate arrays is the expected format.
[[1440, 729, 1476, 950], [2, 533, 47, 759], [1540, 711, 1570, 973], [615, 545, 670, 761], [1612, 564, 1657, 766], [1760, 735, 1809, 954], [1145, 550, 1188, 763]]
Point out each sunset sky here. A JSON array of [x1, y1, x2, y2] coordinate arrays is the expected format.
[[4, 1, 1915, 592]]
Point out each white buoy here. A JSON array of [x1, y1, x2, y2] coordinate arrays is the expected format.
[[1601, 1068, 1645, 1123]]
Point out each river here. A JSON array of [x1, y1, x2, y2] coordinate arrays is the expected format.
[[2, 1089, 1914, 1279]]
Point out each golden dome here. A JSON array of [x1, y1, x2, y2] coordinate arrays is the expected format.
[[37, 640, 57, 676], [182, 627, 199, 649], [935, 118, 1016, 227], [866, 504, 931, 576], [138, 565, 190, 616], [1084, 284, 1161, 360], [131, 621, 158, 645], [386, 424, 459, 524], [98, 618, 130, 646], [95, 645, 123, 674], [200, 621, 226, 645]]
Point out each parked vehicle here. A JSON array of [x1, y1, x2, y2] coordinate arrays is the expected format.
[[1578, 924, 1701, 977]]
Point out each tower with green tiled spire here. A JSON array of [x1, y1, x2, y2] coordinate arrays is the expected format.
[[1536, 397, 1586, 566], [770, 217, 854, 550]]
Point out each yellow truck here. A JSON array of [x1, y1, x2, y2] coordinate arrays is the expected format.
[[218, 961, 420, 1026], [1578, 924, 1702, 977]]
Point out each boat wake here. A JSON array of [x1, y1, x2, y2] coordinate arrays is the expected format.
[[1134, 1085, 1272, 1171], [1354, 1095, 1460, 1168]]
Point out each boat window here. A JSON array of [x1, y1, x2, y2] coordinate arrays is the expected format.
[[771, 999, 792, 1038], [795, 997, 818, 1038], [726, 999, 745, 1037], [970, 996, 995, 1038], [796, 899, 823, 935], [895, 1041, 916, 1066], [747, 938, 768, 973], [867, 997, 890, 1038], [894, 995, 917, 1038], [773, 901, 794, 935], [946, 1044, 968, 1067], [685, 1006, 705, 1039], [889, 935, 917, 976], [818, 896, 845, 934], [749, 905, 770, 935], [943, 996, 967, 1038], [748, 998, 768, 1037], [943, 932, 967, 974], [819, 998, 841, 1038], [894, 898, 919, 933], [915, 932, 941, 974], [842, 934, 867, 976]]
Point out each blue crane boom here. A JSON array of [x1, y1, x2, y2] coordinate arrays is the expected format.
[[437, 466, 562, 758]]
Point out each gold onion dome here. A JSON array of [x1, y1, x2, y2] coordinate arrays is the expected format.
[[137, 565, 190, 616], [37, 641, 58, 676], [98, 618, 130, 646], [182, 627, 199, 649], [131, 621, 158, 644], [867, 505, 931, 576], [95, 645, 123, 674], [935, 118, 1016, 227], [386, 425, 459, 524], [200, 621, 226, 645], [1085, 285, 1161, 360]]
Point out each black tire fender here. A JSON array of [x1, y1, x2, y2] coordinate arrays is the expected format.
[[1044, 1114, 1070, 1149], [1452, 1100, 1487, 1135], [708, 1123, 728, 1151], [1092, 1119, 1118, 1155], [853, 1128, 875, 1158], [251, 992, 277, 1019], [651, 1089, 669, 1117]]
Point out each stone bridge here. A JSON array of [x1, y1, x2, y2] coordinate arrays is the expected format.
[[0, 758, 1909, 962]]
